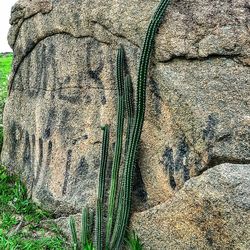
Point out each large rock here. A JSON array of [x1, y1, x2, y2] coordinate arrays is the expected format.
[[131, 164, 250, 249], [1, 0, 250, 214]]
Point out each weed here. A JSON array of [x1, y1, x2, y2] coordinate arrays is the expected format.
[[125, 232, 143, 250]]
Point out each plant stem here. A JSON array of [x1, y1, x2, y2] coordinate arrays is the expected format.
[[105, 46, 126, 247], [81, 207, 88, 248], [95, 125, 110, 250], [111, 0, 171, 248]]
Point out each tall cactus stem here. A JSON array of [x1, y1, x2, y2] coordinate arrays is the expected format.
[[111, 0, 171, 248], [105, 46, 126, 247], [81, 207, 89, 248], [124, 74, 135, 156], [95, 125, 110, 250], [69, 215, 79, 250], [88, 209, 94, 241]]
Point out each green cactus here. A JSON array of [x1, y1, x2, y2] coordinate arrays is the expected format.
[[69, 215, 79, 250], [88, 209, 94, 242], [105, 46, 126, 247], [70, 0, 170, 249], [95, 125, 110, 250], [111, 0, 171, 248], [81, 207, 89, 248], [69, 207, 94, 250], [124, 74, 135, 156]]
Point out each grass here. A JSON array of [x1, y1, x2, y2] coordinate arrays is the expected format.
[[0, 165, 68, 249], [0, 53, 13, 151], [125, 232, 143, 250]]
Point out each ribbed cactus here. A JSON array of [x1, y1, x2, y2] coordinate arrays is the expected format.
[[105, 46, 126, 247], [81, 207, 89, 247], [95, 125, 110, 250], [111, 0, 171, 248], [69, 206, 94, 249], [70, 0, 170, 249], [124, 74, 135, 156], [69, 215, 79, 250]]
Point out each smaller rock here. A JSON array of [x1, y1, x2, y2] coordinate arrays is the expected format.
[[131, 163, 250, 249]]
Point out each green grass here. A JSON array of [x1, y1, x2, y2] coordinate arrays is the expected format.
[[0, 165, 67, 249], [0, 53, 13, 151], [125, 232, 143, 250]]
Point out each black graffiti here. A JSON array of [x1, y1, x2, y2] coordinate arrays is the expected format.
[[86, 40, 106, 105], [12, 68, 23, 92], [162, 147, 177, 190], [13, 38, 109, 106], [46, 141, 53, 166], [9, 121, 22, 160], [149, 78, 162, 116], [202, 114, 217, 143], [22, 131, 32, 184], [58, 76, 82, 103], [40, 140, 53, 187], [13, 43, 57, 98], [31, 134, 36, 172], [162, 137, 190, 189], [33, 137, 44, 186], [62, 149, 73, 195], [27, 44, 47, 97], [6, 121, 92, 196], [39, 138, 44, 167], [202, 114, 218, 166], [47, 44, 58, 100], [28, 134, 36, 193], [43, 108, 56, 139], [78, 67, 92, 104], [59, 108, 72, 138], [175, 138, 189, 171], [76, 156, 89, 176]]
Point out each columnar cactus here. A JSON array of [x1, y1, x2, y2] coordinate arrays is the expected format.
[[111, 0, 171, 248], [70, 0, 170, 249], [124, 74, 135, 156], [106, 47, 126, 247], [96, 125, 110, 250]]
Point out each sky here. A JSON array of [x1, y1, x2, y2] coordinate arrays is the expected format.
[[0, 0, 17, 52]]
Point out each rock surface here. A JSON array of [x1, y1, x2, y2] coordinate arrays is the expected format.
[[1, 0, 250, 246], [131, 163, 250, 249]]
